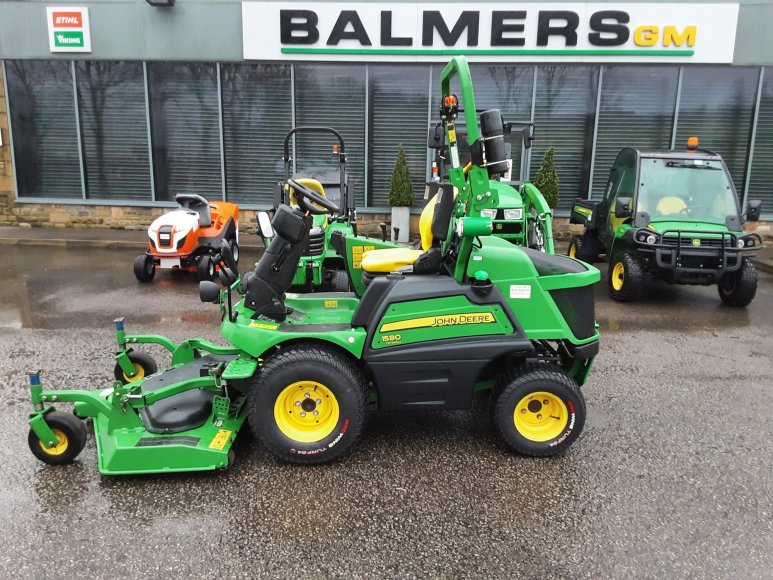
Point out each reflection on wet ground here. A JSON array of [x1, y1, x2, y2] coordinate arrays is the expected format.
[[0, 245, 771, 578]]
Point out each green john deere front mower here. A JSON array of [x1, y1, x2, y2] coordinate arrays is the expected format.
[[26, 56, 600, 475]]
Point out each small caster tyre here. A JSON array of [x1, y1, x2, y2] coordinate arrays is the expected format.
[[133, 254, 155, 283], [28, 412, 88, 465], [198, 255, 216, 282], [114, 351, 158, 384], [248, 344, 367, 465], [608, 251, 644, 302], [494, 363, 586, 457], [718, 258, 757, 307], [330, 269, 349, 292]]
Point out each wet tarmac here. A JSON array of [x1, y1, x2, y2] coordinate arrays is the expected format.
[[0, 245, 771, 578]]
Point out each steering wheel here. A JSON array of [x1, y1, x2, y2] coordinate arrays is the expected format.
[[287, 179, 341, 215]]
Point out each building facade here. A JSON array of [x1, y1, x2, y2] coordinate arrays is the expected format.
[[1, 0, 773, 232]]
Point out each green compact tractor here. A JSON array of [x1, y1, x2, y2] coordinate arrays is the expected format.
[[569, 141, 763, 306], [26, 57, 600, 475], [270, 126, 358, 292]]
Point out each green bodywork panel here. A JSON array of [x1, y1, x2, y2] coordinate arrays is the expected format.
[[372, 294, 513, 349]]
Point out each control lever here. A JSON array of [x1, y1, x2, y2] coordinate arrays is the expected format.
[[379, 222, 387, 242]]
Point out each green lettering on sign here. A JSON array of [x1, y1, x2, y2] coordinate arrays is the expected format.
[[53, 31, 84, 48]]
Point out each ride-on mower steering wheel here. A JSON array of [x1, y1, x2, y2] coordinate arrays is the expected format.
[[287, 179, 341, 215]]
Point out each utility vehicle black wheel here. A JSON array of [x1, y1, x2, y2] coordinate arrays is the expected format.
[[718, 258, 757, 307], [133, 254, 155, 283], [28, 412, 88, 465], [493, 363, 586, 456], [229, 240, 240, 264], [198, 255, 215, 282], [113, 351, 158, 384], [248, 344, 367, 464], [609, 251, 644, 302], [330, 269, 349, 292], [568, 235, 583, 259]]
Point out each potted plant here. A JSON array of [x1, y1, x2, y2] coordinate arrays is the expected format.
[[388, 144, 415, 242], [532, 146, 559, 209]]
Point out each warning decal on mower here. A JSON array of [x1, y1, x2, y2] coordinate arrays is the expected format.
[[208, 429, 232, 450], [249, 321, 280, 330], [509, 285, 532, 299], [380, 312, 495, 332], [351, 245, 376, 269]]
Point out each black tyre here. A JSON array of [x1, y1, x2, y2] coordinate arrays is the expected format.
[[493, 363, 586, 457], [248, 343, 367, 464], [113, 351, 158, 384], [718, 257, 758, 307], [198, 255, 215, 282], [330, 269, 349, 292], [229, 240, 240, 265], [133, 254, 155, 283], [608, 251, 644, 302], [568, 235, 583, 259], [28, 412, 88, 465]]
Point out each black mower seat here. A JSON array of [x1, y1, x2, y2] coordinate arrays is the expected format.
[[139, 354, 235, 435]]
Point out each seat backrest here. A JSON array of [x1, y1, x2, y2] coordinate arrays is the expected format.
[[419, 194, 439, 251], [419, 188, 456, 251], [175, 194, 212, 227], [289, 178, 326, 207], [656, 196, 687, 216]]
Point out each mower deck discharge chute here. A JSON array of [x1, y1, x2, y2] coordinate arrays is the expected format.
[[27, 57, 601, 475]]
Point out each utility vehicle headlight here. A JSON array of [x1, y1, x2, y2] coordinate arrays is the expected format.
[[503, 209, 523, 220], [480, 209, 497, 219], [635, 229, 659, 244], [646, 234, 657, 245], [737, 239, 745, 248]]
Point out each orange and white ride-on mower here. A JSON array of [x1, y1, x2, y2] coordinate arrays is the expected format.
[[134, 194, 239, 283]]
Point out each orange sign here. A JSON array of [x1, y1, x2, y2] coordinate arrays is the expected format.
[[51, 11, 83, 28]]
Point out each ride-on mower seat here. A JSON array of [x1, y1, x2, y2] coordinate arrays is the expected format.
[[175, 193, 213, 228], [139, 354, 235, 434], [360, 248, 423, 273]]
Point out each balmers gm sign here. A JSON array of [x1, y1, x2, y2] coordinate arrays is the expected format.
[[242, 2, 738, 62]]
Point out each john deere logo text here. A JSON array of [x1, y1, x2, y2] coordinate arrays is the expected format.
[[381, 312, 495, 333]]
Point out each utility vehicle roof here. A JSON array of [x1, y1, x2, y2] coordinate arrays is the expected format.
[[627, 147, 724, 162]]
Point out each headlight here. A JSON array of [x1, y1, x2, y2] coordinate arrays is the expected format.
[[480, 209, 497, 219], [646, 235, 657, 245], [634, 229, 659, 244], [737, 239, 745, 248], [503, 208, 523, 220]]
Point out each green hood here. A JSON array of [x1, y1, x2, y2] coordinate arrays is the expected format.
[[648, 219, 733, 235]]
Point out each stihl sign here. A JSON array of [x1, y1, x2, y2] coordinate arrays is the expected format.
[[46, 7, 91, 52]]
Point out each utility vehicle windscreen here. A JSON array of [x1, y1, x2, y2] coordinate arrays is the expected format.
[[638, 158, 739, 222]]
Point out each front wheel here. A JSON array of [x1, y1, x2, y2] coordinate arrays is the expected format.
[[198, 255, 215, 282], [28, 412, 88, 465], [330, 269, 349, 292], [568, 235, 583, 259], [229, 240, 240, 264], [608, 251, 644, 302], [114, 351, 158, 384], [718, 258, 758, 307], [248, 344, 367, 464], [493, 363, 586, 456], [133, 254, 155, 283]]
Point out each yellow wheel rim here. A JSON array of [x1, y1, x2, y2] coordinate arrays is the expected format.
[[611, 261, 625, 291], [38, 428, 69, 456], [123, 363, 145, 383], [513, 391, 568, 442], [568, 244, 576, 258], [274, 381, 340, 443], [721, 278, 735, 296]]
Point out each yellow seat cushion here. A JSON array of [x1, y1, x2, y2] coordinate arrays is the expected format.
[[656, 196, 687, 216], [360, 248, 423, 273]]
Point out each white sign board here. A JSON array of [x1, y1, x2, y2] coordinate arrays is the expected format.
[[243, 2, 738, 63], [46, 6, 91, 53]]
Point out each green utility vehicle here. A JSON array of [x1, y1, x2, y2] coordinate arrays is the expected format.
[[26, 57, 600, 475], [272, 126, 358, 292], [569, 141, 763, 306]]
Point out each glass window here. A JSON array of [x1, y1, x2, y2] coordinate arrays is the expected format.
[[5, 60, 82, 199], [221, 64, 292, 206], [748, 68, 773, 219], [294, 64, 366, 207], [75, 62, 152, 200], [592, 66, 679, 199], [531, 66, 598, 212], [675, 67, 759, 197], [147, 63, 221, 202], [368, 65, 430, 207], [606, 148, 637, 202]]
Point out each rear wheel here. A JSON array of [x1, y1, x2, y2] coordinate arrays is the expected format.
[[718, 258, 757, 307], [330, 269, 349, 292], [133, 254, 155, 283], [248, 344, 367, 464], [114, 351, 158, 384], [28, 412, 88, 465], [493, 363, 586, 456], [198, 255, 215, 282], [609, 251, 644, 302]]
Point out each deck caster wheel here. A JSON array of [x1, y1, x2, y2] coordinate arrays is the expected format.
[[133, 254, 155, 283], [114, 351, 158, 384], [198, 255, 216, 282], [494, 363, 586, 456], [28, 412, 88, 465], [248, 344, 367, 465]]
